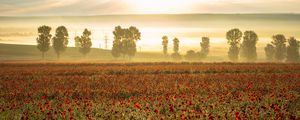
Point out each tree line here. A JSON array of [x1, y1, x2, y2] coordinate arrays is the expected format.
[[36, 25, 92, 59], [160, 28, 299, 62], [36, 25, 300, 62]]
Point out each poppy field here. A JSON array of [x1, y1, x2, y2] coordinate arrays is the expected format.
[[0, 62, 299, 119]]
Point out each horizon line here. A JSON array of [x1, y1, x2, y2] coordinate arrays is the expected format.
[[0, 12, 300, 17]]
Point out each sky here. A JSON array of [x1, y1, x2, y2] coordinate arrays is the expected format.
[[0, 0, 300, 16]]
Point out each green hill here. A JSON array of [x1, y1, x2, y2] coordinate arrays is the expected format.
[[0, 43, 171, 62]]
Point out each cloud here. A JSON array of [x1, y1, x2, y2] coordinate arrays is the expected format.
[[0, 0, 299, 16], [0, 0, 81, 15]]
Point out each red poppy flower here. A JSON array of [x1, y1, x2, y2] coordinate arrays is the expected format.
[[134, 103, 142, 110], [180, 114, 185, 120]]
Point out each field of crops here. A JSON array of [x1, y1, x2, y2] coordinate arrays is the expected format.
[[0, 62, 299, 119]]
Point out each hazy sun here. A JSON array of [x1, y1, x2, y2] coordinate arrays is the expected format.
[[127, 0, 196, 14]]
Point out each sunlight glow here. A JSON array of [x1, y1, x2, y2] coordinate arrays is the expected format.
[[127, 0, 204, 14]]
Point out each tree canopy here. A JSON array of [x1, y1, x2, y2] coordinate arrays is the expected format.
[[36, 25, 52, 59], [286, 37, 300, 62], [162, 36, 169, 56], [111, 26, 141, 59], [199, 37, 210, 59], [52, 26, 69, 59], [75, 29, 92, 56], [227, 28, 243, 62], [265, 44, 275, 62], [272, 34, 286, 62], [240, 31, 258, 61], [171, 38, 181, 60]]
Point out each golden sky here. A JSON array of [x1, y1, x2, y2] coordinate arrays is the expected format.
[[0, 0, 299, 16]]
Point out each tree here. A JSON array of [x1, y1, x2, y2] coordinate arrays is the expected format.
[[112, 26, 123, 58], [271, 34, 286, 62], [265, 44, 275, 62], [162, 36, 169, 56], [185, 50, 197, 61], [173, 38, 179, 53], [199, 37, 210, 59], [36, 25, 52, 59], [286, 37, 300, 62], [227, 28, 243, 62], [75, 29, 92, 56], [171, 38, 181, 60], [52, 26, 69, 59], [240, 31, 258, 62], [127, 26, 141, 58], [111, 26, 141, 59]]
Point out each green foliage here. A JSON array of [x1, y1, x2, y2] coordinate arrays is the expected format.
[[272, 34, 286, 62], [162, 36, 168, 56], [52, 26, 69, 59], [240, 31, 258, 62], [36, 25, 52, 59], [286, 37, 300, 62], [75, 29, 92, 56], [111, 26, 141, 59], [172, 38, 181, 60], [227, 28, 243, 62], [199, 37, 210, 59], [265, 44, 275, 61], [173, 38, 179, 53]]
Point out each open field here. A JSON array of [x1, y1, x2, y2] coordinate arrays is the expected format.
[[0, 43, 230, 62], [0, 62, 299, 119]]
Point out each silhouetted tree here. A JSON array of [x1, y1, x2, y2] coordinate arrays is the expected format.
[[162, 36, 168, 56], [127, 26, 141, 58], [171, 38, 181, 60], [265, 44, 275, 62], [271, 34, 286, 62], [112, 26, 123, 58], [173, 38, 179, 53], [36, 25, 52, 59], [111, 26, 141, 59], [52, 26, 69, 59], [227, 28, 242, 62], [286, 37, 300, 62], [199, 37, 210, 59], [240, 31, 258, 62], [185, 50, 197, 61], [75, 29, 92, 56]]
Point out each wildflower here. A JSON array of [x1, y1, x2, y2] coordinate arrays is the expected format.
[[169, 106, 174, 112], [235, 112, 241, 120], [180, 114, 185, 120], [41, 96, 46, 100], [154, 109, 159, 114], [134, 102, 142, 110]]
